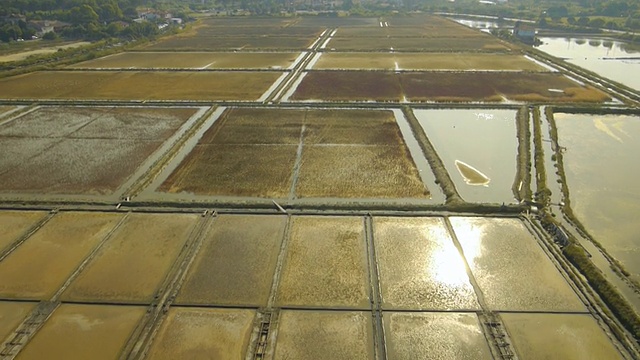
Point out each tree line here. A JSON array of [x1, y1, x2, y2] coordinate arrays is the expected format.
[[0, 0, 175, 42]]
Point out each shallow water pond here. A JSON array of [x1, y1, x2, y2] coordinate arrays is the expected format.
[[536, 37, 640, 90], [415, 109, 519, 204], [554, 112, 640, 282]]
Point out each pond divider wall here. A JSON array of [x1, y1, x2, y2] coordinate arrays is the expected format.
[[401, 106, 463, 205]]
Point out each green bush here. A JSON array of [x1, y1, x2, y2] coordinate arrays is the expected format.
[[42, 31, 57, 40]]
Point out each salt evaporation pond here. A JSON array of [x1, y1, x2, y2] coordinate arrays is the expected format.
[[536, 37, 640, 90], [554, 112, 640, 283], [415, 109, 518, 204]]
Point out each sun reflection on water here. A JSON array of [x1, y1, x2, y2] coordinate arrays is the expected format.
[[449, 217, 487, 265], [425, 225, 470, 288]]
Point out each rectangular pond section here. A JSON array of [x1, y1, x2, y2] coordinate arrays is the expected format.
[[415, 109, 519, 204], [145, 307, 255, 360], [449, 217, 585, 312], [176, 215, 286, 307], [0, 212, 122, 300], [61, 213, 198, 303], [554, 112, 640, 282], [383, 312, 492, 360], [501, 313, 624, 360], [374, 217, 479, 311], [15, 304, 145, 360], [275, 216, 369, 308], [274, 310, 374, 360]]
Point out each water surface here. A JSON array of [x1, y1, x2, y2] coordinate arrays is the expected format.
[[555, 113, 640, 282], [416, 109, 519, 204], [535, 37, 640, 90]]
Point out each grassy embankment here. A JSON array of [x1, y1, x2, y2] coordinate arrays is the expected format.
[[401, 106, 463, 205], [513, 106, 532, 202]]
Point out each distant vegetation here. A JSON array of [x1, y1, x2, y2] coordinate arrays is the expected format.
[[0, 0, 190, 43]]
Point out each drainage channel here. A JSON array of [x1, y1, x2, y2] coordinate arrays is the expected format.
[[267, 28, 335, 104], [365, 215, 388, 360], [243, 215, 293, 360]]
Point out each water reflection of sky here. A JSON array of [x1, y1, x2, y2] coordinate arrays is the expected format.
[[415, 109, 518, 204], [536, 37, 640, 90], [536, 37, 639, 59], [453, 19, 499, 29], [555, 113, 640, 278]]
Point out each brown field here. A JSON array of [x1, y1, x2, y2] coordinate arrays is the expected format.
[[200, 17, 305, 28], [325, 36, 510, 51], [146, 308, 255, 360], [274, 311, 374, 360], [176, 215, 286, 307], [296, 145, 428, 198], [0, 301, 36, 342], [0, 106, 196, 195], [160, 144, 298, 198], [195, 25, 324, 37], [0, 106, 196, 139], [291, 71, 610, 103], [291, 72, 402, 101], [201, 108, 402, 145], [145, 36, 313, 50], [200, 108, 306, 145], [70, 52, 300, 70], [160, 107, 428, 199], [314, 53, 547, 71], [401, 72, 611, 102], [334, 25, 484, 38], [61, 213, 198, 303], [0, 71, 281, 101], [16, 304, 145, 360], [304, 109, 405, 145], [383, 14, 476, 28], [0, 211, 46, 251], [0, 212, 122, 300], [275, 217, 369, 308]]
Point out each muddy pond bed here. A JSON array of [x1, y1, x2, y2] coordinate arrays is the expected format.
[[0, 212, 123, 300], [70, 52, 301, 70], [158, 108, 429, 200], [290, 71, 609, 103], [313, 52, 546, 71], [61, 213, 198, 303], [15, 304, 145, 360], [0, 71, 282, 101], [0, 106, 198, 197]]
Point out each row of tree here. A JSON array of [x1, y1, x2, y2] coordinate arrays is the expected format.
[[1, 0, 145, 25], [0, 0, 177, 42]]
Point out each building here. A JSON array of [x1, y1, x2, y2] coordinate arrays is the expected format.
[[513, 21, 536, 44]]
